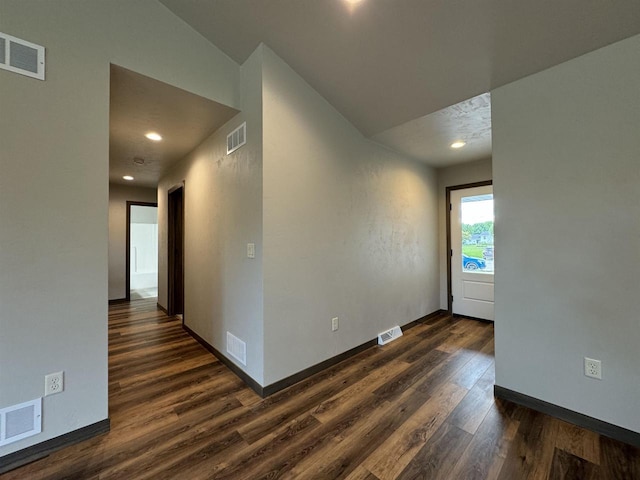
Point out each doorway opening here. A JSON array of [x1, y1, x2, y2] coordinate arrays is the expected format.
[[126, 202, 158, 300], [446, 181, 494, 321], [168, 185, 184, 316]]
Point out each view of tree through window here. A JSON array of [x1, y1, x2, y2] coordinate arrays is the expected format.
[[461, 194, 494, 273]]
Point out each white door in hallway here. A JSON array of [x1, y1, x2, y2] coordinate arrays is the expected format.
[[451, 185, 494, 321]]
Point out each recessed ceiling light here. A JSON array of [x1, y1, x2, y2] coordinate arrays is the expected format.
[[145, 132, 162, 141], [451, 141, 466, 149], [344, 0, 365, 9], [123, 175, 134, 181]]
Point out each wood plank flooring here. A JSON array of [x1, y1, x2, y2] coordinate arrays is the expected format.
[[2, 299, 639, 479]]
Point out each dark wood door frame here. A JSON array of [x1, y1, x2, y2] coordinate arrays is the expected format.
[[167, 184, 185, 317], [125, 201, 158, 301], [445, 180, 492, 314]]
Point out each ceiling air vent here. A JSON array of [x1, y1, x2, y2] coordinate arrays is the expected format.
[[227, 122, 246, 155], [0, 32, 45, 80]]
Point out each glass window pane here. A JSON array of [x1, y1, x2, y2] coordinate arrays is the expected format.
[[461, 194, 494, 273]]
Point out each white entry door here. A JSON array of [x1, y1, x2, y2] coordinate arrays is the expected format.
[[451, 185, 494, 321]]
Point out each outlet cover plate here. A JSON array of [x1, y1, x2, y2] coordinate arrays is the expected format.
[[584, 357, 602, 380], [45, 371, 64, 396]]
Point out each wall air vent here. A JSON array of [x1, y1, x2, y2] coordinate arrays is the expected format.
[[0, 32, 45, 80], [226, 331, 247, 365], [0, 398, 42, 446], [226, 122, 246, 155], [377, 326, 403, 345]]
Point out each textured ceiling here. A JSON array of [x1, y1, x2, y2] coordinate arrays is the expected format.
[[371, 93, 491, 167], [159, 0, 640, 138], [109, 65, 239, 187]]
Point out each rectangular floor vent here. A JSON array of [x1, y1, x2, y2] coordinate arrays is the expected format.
[[226, 122, 246, 154], [226, 331, 247, 365], [0, 398, 42, 446], [378, 326, 403, 345], [0, 32, 45, 80]]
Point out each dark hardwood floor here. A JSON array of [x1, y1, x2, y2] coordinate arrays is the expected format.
[[3, 299, 639, 479]]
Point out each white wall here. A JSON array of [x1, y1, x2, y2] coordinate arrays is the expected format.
[[493, 34, 640, 433], [156, 44, 440, 388], [157, 46, 264, 383], [131, 205, 158, 224], [108, 184, 157, 300], [436, 158, 492, 309], [0, 0, 239, 457], [130, 207, 158, 291], [262, 46, 440, 385]]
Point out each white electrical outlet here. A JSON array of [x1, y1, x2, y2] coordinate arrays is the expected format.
[[331, 317, 339, 332], [584, 357, 602, 380], [247, 243, 255, 259], [45, 371, 64, 396]]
